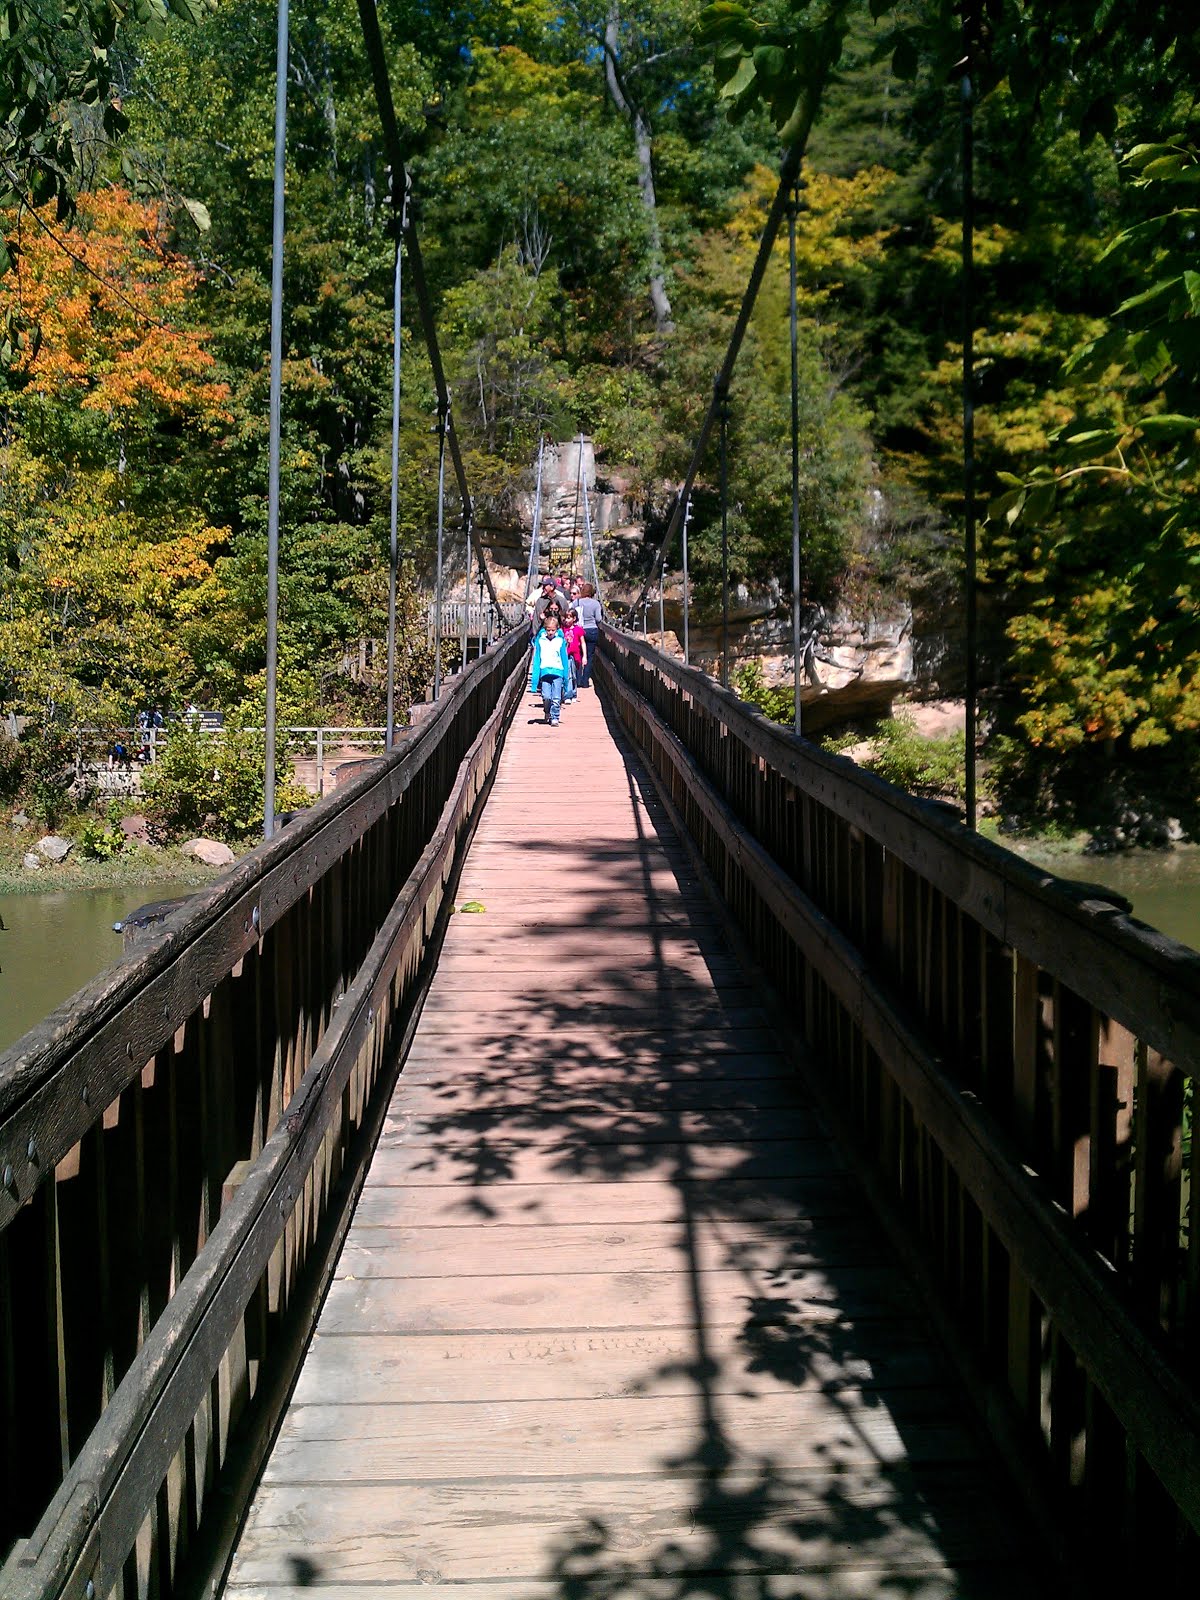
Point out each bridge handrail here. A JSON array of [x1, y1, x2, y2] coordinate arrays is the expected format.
[[601, 627, 1200, 1067], [0, 630, 529, 1595], [599, 624, 1200, 1577]]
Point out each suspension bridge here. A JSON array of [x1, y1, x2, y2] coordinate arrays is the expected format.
[[2, 4, 1200, 1599]]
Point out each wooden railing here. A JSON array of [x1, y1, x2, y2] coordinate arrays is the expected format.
[[598, 626, 1200, 1585], [0, 629, 528, 1600]]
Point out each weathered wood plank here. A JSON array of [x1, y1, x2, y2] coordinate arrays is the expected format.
[[350, 1174, 861, 1228], [231, 1466, 1018, 1583], [377, 1105, 822, 1147], [361, 1137, 845, 1188], [313, 1264, 910, 1336], [288, 1320, 942, 1406], [260, 1387, 978, 1485], [335, 1215, 882, 1277]]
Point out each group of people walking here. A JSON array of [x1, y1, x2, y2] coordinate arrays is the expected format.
[[527, 574, 603, 727]]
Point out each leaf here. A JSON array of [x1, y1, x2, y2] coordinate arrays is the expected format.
[[1134, 414, 1200, 440], [1024, 483, 1056, 522], [181, 196, 211, 232], [1184, 270, 1200, 314], [986, 488, 1024, 524], [717, 53, 756, 101], [1113, 277, 1182, 319], [752, 45, 787, 86], [1057, 427, 1121, 463], [457, 900, 486, 913]]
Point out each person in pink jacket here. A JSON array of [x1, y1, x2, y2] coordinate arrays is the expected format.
[[562, 608, 585, 704]]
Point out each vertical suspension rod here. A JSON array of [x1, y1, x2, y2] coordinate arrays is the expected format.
[[263, 0, 289, 839], [526, 435, 545, 597], [681, 495, 692, 666], [385, 180, 408, 750], [628, 137, 807, 620], [580, 445, 601, 597], [355, 0, 501, 610], [719, 392, 730, 690], [433, 404, 448, 701], [962, 3, 978, 828], [788, 181, 803, 738]]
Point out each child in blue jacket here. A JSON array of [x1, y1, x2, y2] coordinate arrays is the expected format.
[[529, 613, 570, 727]]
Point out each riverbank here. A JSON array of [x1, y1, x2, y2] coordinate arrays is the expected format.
[[0, 840, 232, 895]]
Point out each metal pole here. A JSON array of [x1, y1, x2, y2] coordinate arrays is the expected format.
[[788, 183, 803, 738], [681, 495, 692, 666], [461, 525, 471, 667], [263, 0, 288, 839], [962, 4, 978, 828], [658, 553, 665, 642], [719, 393, 730, 689], [316, 727, 324, 797], [385, 190, 407, 751], [581, 446, 600, 596], [527, 435, 545, 597], [570, 433, 584, 578], [433, 405, 448, 701]]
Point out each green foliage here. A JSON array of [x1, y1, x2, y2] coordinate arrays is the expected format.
[[19, 719, 76, 828], [78, 805, 125, 859], [143, 722, 308, 843], [731, 659, 794, 723], [865, 715, 965, 804], [0, 731, 22, 804]]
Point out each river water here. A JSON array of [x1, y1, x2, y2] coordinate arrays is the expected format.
[[0, 881, 199, 1055], [0, 850, 1197, 1058]]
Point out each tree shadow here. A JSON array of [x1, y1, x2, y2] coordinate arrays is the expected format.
[[361, 700, 1053, 1600], [233, 695, 1051, 1596]]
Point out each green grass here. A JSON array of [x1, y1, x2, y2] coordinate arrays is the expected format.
[[0, 838, 232, 895]]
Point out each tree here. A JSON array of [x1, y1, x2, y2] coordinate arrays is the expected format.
[[0, 188, 229, 715]]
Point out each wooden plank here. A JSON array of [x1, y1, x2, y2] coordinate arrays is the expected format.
[[336, 1215, 881, 1277], [387, 1072, 806, 1110], [398, 1037, 786, 1070], [260, 1388, 978, 1485], [288, 1320, 943, 1406], [232, 1467, 1017, 1583], [377, 1105, 822, 1147], [313, 1264, 910, 1336], [225, 1575, 1039, 1600], [361, 1137, 846, 1188], [350, 1175, 861, 1228]]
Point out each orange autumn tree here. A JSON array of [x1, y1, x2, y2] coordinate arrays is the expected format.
[[0, 189, 232, 719], [2, 187, 229, 425]]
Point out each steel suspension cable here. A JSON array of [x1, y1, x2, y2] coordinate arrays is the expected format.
[[385, 180, 408, 750], [719, 393, 730, 689], [525, 435, 545, 599], [627, 139, 805, 621], [433, 405, 448, 700], [355, 0, 501, 613], [580, 445, 601, 599], [962, 2, 979, 828], [788, 182, 803, 738], [263, 0, 289, 838]]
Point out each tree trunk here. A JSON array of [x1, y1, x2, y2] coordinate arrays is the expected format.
[[603, 7, 673, 334]]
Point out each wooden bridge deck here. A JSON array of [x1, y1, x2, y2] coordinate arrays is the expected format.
[[225, 686, 1044, 1599]]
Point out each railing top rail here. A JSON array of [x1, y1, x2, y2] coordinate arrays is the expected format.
[[602, 626, 1200, 1068], [0, 631, 528, 1179]]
